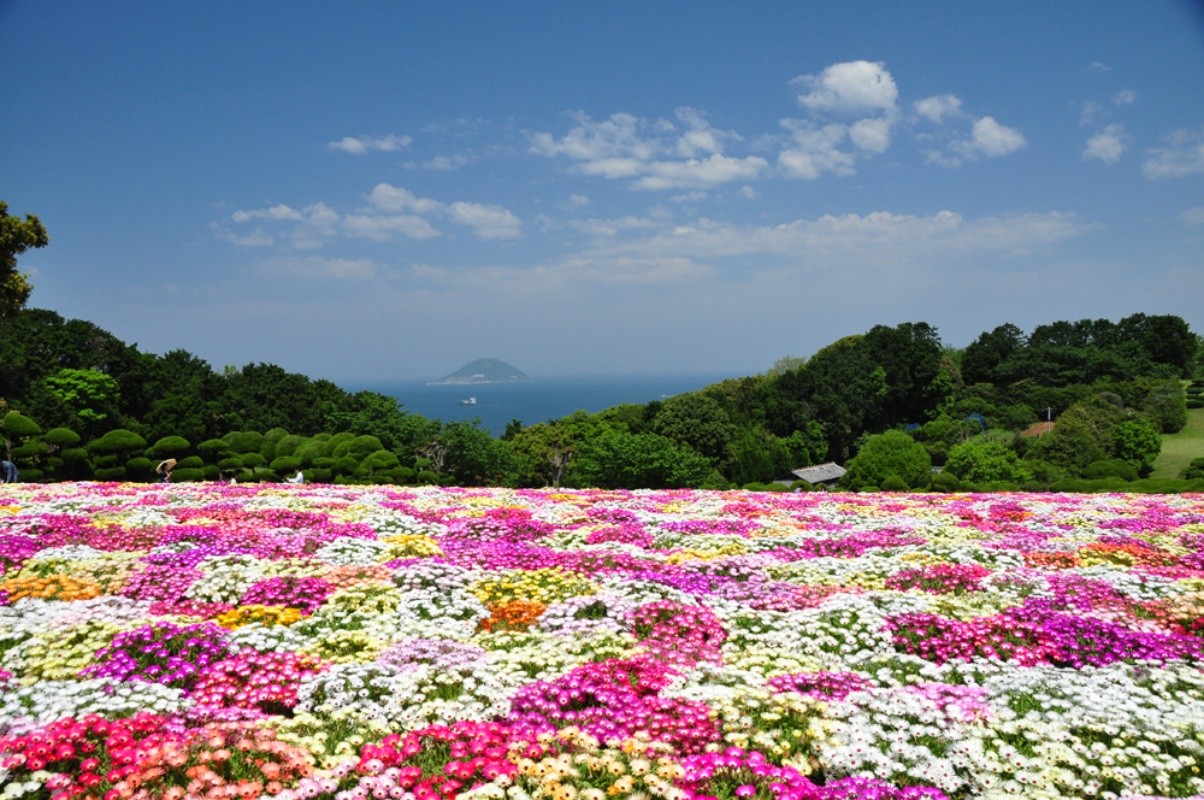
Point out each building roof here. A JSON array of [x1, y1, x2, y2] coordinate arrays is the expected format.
[[788, 462, 847, 483]]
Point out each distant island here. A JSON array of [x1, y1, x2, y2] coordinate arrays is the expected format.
[[434, 358, 530, 385]]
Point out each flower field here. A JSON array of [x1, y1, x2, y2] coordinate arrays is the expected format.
[[2, 483, 1204, 800]]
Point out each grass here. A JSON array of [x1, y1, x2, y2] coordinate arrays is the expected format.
[[1151, 402, 1204, 479]]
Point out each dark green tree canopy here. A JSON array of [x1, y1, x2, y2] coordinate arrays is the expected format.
[[0, 201, 49, 317]]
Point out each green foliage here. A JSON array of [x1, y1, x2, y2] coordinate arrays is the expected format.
[[879, 474, 909, 492], [1024, 404, 1111, 474], [240, 452, 267, 468], [1111, 417, 1161, 473], [125, 457, 154, 481], [944, 440, 1033, 485], [1180, 458, 1204, 480], [260, 428, 290, 461], [1140, 380, 1187, 433], [147, 436, 191, 459], [1082, 459, 1139, 482], [39, 368, 121, 436], [0, 200, 49, 317], [842, 430, 932, 491], [433, 420, 512, 486], [224, 431, 264, 454], [93, 466, 126, 481], [197, 438, 232, 462], [569, 430, 713, 489], [1, 411, 41, 438], [723, 425, 793, 486], [651, 393, 734, 462], [929, 471, 960, 492], [87, 429, 147, 456], [41, 427, 80, 448], [270, 455, 302, 474]]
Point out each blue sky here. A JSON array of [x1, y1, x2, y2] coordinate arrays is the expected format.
[[3, 2, 1203, 383]]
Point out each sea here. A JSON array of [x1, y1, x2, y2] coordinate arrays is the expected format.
[[347, 374, 737, 436]]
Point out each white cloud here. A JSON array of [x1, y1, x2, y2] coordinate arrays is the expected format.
[[418, 154, 471, 170], [369, 183, 444, 214], [447, 202, 522, 239], [777, 123, 856, 179], [260, 256, 387, 280], [1112, 89, 1138, 106], [1083, 124, 1128, 164], [793, 60, 898, 115], [231, 204, 304, 223], [914, 94, 962, 123], [342, 214, 442, 241], [633, 154, 768, 191], [1143, 129, 1204, 179], [1088, 61, 1111, 74], [328, 134, 413, 154], [952, 116, 1027, 159], [605, 209, 1087, 265], [568, 215, 662, 237], [530, 111, 659, 162], [567, 194, 590, 208], [532, 109, 764, 190], [849, 117, 892, 153], [1180, 206, 1204, 226], [672, 107, 738, 157]]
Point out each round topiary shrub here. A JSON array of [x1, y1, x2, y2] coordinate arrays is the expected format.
[[224, 431, 264, 455], [270, 456, 302, 474], [880, 474, 909, 492], [240, 452, 266, 468], [42, 427, 81, 448], [125, 457, 154, 481], [88, 429, 147, 457], [1082, 459, 1138, 482], [170, 468, 205, 482], [93, 466, 127, 481], [198, 439, 232, 461], [1, 412, 41, 438], [147, 436, 191, 459], [929, 471, 960, 492], [305, 468, 332, 483], [177, 456, 204, 469]]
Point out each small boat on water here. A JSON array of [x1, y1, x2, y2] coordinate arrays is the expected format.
[[460, 396, 477, 405]]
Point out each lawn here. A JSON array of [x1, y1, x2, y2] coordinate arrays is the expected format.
[[1152, 404, 1204, 479], [1, 482, 1203, 800]]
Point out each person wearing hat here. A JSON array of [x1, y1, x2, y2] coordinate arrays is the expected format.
[[155, 458, 177, 483]]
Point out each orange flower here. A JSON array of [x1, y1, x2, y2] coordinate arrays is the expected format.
[[0, 574, 102, 601], [479, 599, 549, 632]]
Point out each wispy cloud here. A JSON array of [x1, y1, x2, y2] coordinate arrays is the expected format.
[[1180, 206, 1204, 226], [1143, 129, 1204, 179], [328, 134, 413, 154], [220, 184, 523, 247], [913, 94, 962, 124], [447, 202, 522, 239], [1083, 124, 1128, 164]]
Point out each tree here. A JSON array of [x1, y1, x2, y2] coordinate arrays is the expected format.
[[37, 368, 122, 438], [862, 322, 944, 425], [0, 201, 49, 317], [944, 440, 1032, 485], [651, 393, 735, 462], [569, 430, 712, 489], [1111, 417, 1161, 474], [842, 430, 932, 491], [797, 335, 888, 460]]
